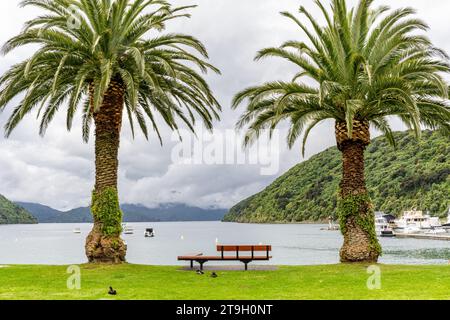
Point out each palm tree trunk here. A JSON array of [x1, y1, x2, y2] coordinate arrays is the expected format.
[[85, 80, 127, 263], [335, 121, 381, 263]]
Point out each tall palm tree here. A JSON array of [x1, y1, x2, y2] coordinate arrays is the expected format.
[[233, 0, 450, 262], [0, 0, 221, 263]]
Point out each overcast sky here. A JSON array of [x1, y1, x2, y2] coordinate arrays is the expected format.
[[0, 0, 449, 211]]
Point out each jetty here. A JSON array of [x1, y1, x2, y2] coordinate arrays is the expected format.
[[394, 233, 450, 241]]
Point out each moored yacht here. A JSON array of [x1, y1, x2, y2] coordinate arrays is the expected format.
[[394, 210, 445, 234], [442, 208, 450, 230], [394, 210, 431, 231], [375, 212, 395, 237], [428, 211, 442, 228]]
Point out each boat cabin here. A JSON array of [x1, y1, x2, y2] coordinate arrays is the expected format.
[[145, 228, 155, 238]]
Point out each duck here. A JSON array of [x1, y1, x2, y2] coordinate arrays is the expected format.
[[108, 287, 117, 296], [211, 272, 218, 278], [196, 270, 204, 275]]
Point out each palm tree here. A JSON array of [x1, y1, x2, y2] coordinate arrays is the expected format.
[[0, 0, 221, 263], [233, 0, 450, 262]]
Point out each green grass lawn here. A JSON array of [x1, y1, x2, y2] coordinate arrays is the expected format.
[[1, 264, 449, 300]]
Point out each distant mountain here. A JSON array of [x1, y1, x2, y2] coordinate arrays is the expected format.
[[16, 202, 227, 223], [224, 130, 450, 223], [121, 203, 227, 222], [16, 203, 92, 223], [0, 195, 37, 225]]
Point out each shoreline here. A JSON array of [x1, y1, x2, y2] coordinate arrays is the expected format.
[[1, 220, 330, 226], [222, 220, 329, 225]]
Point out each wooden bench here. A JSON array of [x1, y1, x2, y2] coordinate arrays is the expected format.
[[178, 245, 272, 271]]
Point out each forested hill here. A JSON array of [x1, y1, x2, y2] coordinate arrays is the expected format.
[[0, 195, 37, 225], [224, 130, 449, 223]]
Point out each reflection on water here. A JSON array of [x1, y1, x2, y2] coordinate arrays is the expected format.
[[0, 222, 449, 265]]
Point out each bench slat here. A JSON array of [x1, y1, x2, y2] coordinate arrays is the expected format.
[[181, 253, 203, 257], [216, 245, 272, 252], [178, 256, 272, 261]]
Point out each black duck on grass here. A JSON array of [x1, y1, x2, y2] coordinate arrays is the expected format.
[[108, 287, 117, 296]]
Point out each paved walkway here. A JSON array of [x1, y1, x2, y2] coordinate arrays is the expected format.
[[179, 265, 278, 271]]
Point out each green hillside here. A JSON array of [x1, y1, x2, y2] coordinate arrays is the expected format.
[[0, 195, 37, 225], [224, 130, 450, 223]]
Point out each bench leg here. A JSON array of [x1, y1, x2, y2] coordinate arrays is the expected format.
[[241, 260, 251, 271], [197, 261, 207, 271], [190, 260, 194, 269]]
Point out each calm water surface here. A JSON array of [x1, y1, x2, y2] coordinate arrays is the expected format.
[[1, 222, 449, 265]]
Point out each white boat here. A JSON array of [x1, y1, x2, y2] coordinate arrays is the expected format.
[[145, 228, 155, 238], [425, 228, 447, 235], [321, 217, 339, 231], [394, 210, 432, 231], [394, 210, 445, 234], [402, 225, 422, 234], [442, 208, 450, 230], [73, 228, 81, 234], [375, 212, 395, 237], [122, 224, 134, 235], [425, 210, 442, 228]]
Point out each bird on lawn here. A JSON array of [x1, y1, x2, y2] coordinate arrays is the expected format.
[[196, 270, 204, 275], [108, 287, 117, 296], [211, 272, 218, 278]]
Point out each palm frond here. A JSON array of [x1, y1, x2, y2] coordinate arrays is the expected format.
[[0, 0, 221, 143], [233, 0, 450, 152]]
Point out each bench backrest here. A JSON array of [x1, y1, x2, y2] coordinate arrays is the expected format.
[[216, 245, 271, 259]]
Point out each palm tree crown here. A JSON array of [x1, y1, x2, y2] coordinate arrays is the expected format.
[[0, 0, 221, 263], [233, 0, 449, 154], [0, 0, 221, 142], [233, 0, 450, 263]]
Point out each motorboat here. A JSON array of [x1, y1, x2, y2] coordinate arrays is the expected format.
[[73, 228, 81, 234], [122, 224, 134, 235], [321, 216, 339, 231], [145, 228, 155, 238], [394, 210, 433, 231], [375, 212, 395, 237], [380, 229, 396, 237]]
